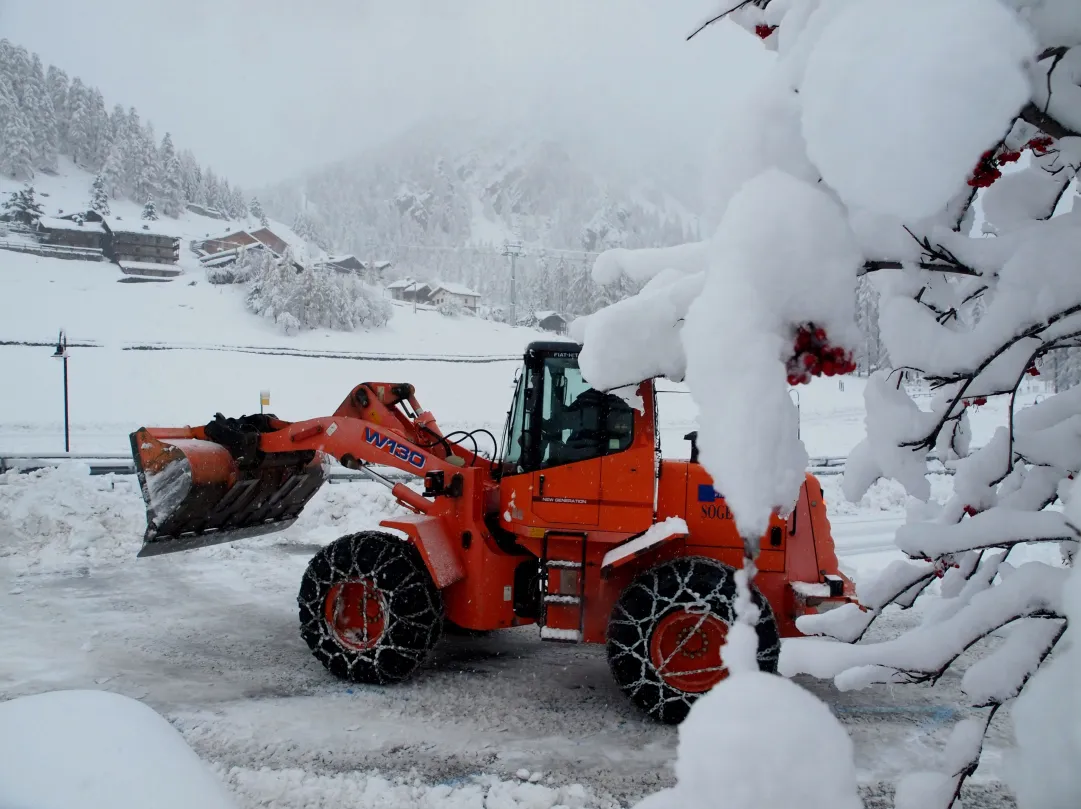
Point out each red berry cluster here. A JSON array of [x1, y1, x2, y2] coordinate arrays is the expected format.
[[963, 504, 979, 517], [961, 396, 988, 407], [1027, 366, 1040, 377], [1028, 136, 1054, 155], [786, 324, 856, 386], [755, 24, 777, 38], [967, 136, 1057, 188], [968, 150, 1003, 188]]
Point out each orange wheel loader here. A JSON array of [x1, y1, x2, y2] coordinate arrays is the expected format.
[[129, 340, 855, 723]]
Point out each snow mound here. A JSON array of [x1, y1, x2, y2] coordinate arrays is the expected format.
[[0, 689, 236, 809], [638, 671, 861, 809], [0, 465, 145, 574]]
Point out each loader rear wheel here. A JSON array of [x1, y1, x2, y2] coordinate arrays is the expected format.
[[606, 557, 780, 725], [298, 531, 444, 685]]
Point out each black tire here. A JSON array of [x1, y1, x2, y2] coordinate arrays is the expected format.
[[298, 531, 444, 685], [606, 556, 780, 725]]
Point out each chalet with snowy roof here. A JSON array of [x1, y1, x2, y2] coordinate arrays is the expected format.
[[522, 310, 568, 334], [35, 216, 106, 253], [193, 227, 289, 259], [429, 282, 481, 313], [320, 255, 391, 285], [386, 278, 432, 303], [35, 211, 180, 275]]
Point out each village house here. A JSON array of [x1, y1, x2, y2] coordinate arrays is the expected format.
[[34, 210, 181, 276], [386, 278, 432, 303], [522, 310, 568, 334], [429, 282, 481, 313]]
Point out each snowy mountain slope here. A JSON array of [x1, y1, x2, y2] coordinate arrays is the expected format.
[[259, 120, 702, 260]]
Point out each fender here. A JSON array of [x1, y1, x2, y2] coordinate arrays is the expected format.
[[380, 514, 465, 589]]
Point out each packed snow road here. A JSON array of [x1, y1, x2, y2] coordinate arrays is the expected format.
[[0, 467, 1016, 808]]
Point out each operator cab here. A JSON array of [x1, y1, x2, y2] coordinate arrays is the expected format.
[[498, 341, 636, 477]]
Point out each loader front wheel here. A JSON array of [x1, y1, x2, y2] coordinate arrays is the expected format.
[[606, 557, 780, 724], [298, 531, 443, 685]]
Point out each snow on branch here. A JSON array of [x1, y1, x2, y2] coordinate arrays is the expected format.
[[781, 562, 1070, 687], [589, 1, 1081, 805]]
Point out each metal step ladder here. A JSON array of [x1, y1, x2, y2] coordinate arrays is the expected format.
[[539, 534, 587, 642]]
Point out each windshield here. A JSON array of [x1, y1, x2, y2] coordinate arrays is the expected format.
[[501, 371, 529, 475]]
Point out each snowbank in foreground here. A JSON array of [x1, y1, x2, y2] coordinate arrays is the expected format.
[[634, 671, 861, 809], [0, 689, 236, 809]]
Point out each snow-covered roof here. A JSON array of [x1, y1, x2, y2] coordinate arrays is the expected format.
[[533, 310, 565, 321], [387, 277, 425, 290], [431, 281, 480, 298], [37, 216, 105, 233]]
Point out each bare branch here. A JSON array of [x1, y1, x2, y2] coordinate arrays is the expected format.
[[860, 260, 982, 277], [686, 0, 765, 40], [1020, 102, 1081, 141]]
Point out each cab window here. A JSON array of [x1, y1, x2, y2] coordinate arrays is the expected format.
[[539, 356, 633, 469]]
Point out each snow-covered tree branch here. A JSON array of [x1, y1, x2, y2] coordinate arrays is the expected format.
[[576, 1, 1081, 807]]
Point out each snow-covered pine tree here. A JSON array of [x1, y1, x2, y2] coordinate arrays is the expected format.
[[249, 196, 269, 227], [101, 140, 125, 200], [141, 196, 157, 221], [228, 186, 247, 221], [26, 54, 57, 172], [86, 89, 109, 170], [178, 150, 202, 205], [66, 78, 92, 167], [578, 3, 1081, 808], [132, 123, 160, 206], [1, 110, 35, 181], [158, 133, 183, 218], [89, 172, 110, 216], [2, 184, 44, 224], [45, 65, 69, 152]]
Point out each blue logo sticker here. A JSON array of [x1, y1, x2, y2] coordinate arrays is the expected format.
[[697, 484, 722, 502]]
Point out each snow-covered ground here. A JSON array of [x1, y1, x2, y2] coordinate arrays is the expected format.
[[0, 464, 1030, 809]]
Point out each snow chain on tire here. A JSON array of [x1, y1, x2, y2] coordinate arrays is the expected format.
[[606, 556, 781, 724], [298, 531, 444, 685]]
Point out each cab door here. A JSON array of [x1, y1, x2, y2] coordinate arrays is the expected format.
[[531, 356, 600, 526]]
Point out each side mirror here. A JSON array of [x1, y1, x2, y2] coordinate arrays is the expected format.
[[684, 431, 699, 464]]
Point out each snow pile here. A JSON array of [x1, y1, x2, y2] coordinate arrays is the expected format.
[[0, 465, 145, 574], [0, 464, 406, 575], [632, 672, 861, 809], [0, 689, 236, 809]]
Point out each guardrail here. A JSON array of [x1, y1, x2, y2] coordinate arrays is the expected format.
[[0, 451, 953, 479]]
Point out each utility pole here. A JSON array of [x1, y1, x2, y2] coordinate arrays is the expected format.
[[503, 240, 523, 326]]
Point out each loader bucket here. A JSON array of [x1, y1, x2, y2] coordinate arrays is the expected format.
[[130, 427, 326, 557]]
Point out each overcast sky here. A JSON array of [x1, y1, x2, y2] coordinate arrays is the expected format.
[[0, 1, 763, 188]]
